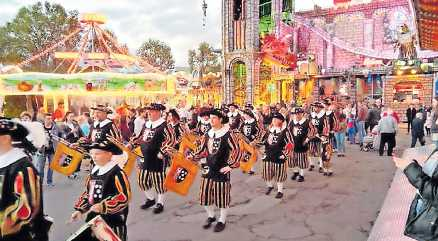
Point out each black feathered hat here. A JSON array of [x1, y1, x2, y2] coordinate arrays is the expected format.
[[86, 140, 123, 155], [168, 109, 180, 120], [0, 118, 29, 141], [91, 104, 113, 114], [209, 108, 229, 124], [146, 103, 166, 111], [242, 109, 255, 119], [271, 112, 285, 122]]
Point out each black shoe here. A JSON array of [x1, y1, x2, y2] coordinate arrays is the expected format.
[[291, 172, 299, 180], [323, 172, 328, 176], [327, 172, 333, 177], [265, 186, 274, 195], [153, 203, 164, 214], [140, 199, 156, 210], [319, 167, 324, 173], [214, 222, 226, 232], [309, 165, 314, 171], [275, 192, 284, 199], [297, 175, 304, 182], [248, 171, 255, 175], [203, 217, 216, 229]]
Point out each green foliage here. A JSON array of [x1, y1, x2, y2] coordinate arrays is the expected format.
[[188, 42, 221, 77], [0, 1, 80, 72], [136, 39, 175, 71], [3, 96, 27, 118]]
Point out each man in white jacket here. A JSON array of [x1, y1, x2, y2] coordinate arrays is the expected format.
[[377, 109, 398, 156]]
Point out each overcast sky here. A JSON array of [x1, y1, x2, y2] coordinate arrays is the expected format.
[[0, 0, 333, 67]]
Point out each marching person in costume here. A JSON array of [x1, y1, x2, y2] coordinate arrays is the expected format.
[[239, 108, 262, 175], [0, 119, 49, 241], [227, 103, 241, 130], [324, 99, 339, 152], [130, 103, 176, 214], [70, 140, 131, 241], [190, 109, 242, 232], [289, 107, 310, 182], [195, 108, 212, 136], [167, 109, 189, 152], [261, 113, 294, 199], [308, 102, 331, 176], [88, 105, 122, 143]]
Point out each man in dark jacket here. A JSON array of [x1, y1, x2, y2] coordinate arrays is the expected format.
[[366, 104, 381, 132], [406, 105, 417, 134], [411, 113, 426, 147]]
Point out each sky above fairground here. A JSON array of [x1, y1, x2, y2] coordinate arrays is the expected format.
[[0, 0, 334, 67]]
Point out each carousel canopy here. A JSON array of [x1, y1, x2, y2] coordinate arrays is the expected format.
[[413, 0, 438, 51]]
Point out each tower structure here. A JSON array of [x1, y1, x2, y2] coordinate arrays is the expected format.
[[222, 0, 295, 105]]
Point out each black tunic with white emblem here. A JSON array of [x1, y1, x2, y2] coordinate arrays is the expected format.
[[239, 119, 261, 143], [74, 163, 131, 227], [289, 118, 310, 153], [89, 119, 121, 143], [262, 127, 293, 164], [193, 126, 241, 182], [133, 119, 175, 172]]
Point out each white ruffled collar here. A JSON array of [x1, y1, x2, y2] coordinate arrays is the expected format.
[[92, 158, 119, 176], [244, 118, 255, 124], [293, 117, 307, 125], [0, 148, 27, 168], [208, 125, 230, 138], [228, 111, 238, 118], [94, 119, 112, 128], [199, 118, 210, 125], [316, 110, 325, 119], [146, 118, 165, 129], [270, 125, 286, 133], [326, 110, 333, 115]]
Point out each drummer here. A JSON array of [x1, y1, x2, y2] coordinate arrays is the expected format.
[[70, 140, 131, 241]]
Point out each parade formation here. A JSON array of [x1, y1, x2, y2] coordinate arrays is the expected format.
[[1, 0, 438, 240]]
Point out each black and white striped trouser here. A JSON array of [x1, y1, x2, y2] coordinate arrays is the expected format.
[[262, 161, 287, 183], [199, 177, 231, 209], [289, 152, 309, 169], [137, 169, 167, 194]]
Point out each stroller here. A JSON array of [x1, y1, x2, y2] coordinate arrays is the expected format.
[[361, 135, 374, 152], [361, 126, 380, 152]]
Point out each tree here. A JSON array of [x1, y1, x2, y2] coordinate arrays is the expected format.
[[188, 42, 221, 78], [136, 39, 175, 71], [0, 1, 79, 72]]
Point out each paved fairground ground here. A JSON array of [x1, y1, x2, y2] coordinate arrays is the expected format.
[[45, 132, 416, 241]]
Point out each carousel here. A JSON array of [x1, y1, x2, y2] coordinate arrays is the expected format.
[[0, 13, 180, 116]]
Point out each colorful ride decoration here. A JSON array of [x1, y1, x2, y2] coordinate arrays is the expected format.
[[261, 34, 297, 69], [0, 72, 176, 96], [413, 0, 438, 51]]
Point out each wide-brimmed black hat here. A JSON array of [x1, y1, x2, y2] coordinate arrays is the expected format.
[[209, 108, 229, 124], [242, 109, 255, 119], [311, 102, 325, 108], [146, 103, 166, 111], [91, 104, 112, 114], [245, 103, 254, 110], [293, 107, 305, 114], [0, 118, 29, 141], [271, 112, 285, 122], [168, 109, 180, 120], [199, 107, 212, 117], [228, 103, 239, 109], [86, 140, 123, 155]]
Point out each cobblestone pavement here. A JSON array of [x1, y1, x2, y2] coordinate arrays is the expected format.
[[45, 134, 414, 241]]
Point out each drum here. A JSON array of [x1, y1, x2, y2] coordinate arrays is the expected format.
[[164, 152, 199, 196], [50, 142, 84, 176], [66, 215, 121, 241]]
